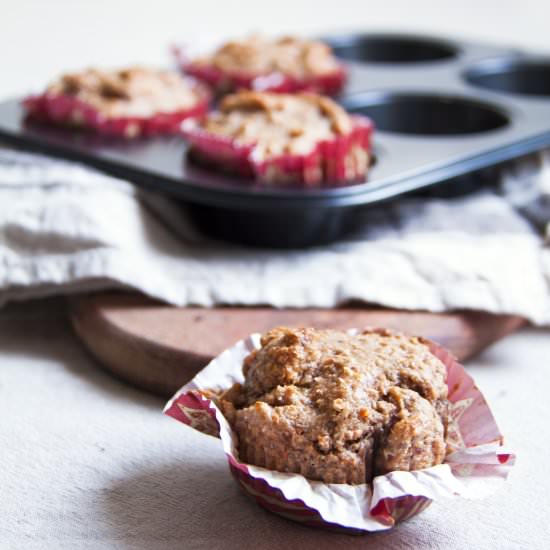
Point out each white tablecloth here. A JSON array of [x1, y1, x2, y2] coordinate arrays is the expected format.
[[1, 299, 548, 549]]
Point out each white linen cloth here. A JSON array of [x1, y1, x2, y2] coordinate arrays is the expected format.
[[1, 148, 550, 323]]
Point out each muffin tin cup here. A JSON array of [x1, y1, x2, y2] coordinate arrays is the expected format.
[[23, 83, 211, 138], [173, 46, 347, 96], [164, 329, 514, 533], [325, 33, 459, 64], [181, 115, 374, 185], [464, 56, 550, 97]]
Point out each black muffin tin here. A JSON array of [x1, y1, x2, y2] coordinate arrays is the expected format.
[[1, 32, 550, 248]]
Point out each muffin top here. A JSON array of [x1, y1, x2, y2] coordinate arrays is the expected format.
[[193, 35, 341, 78], [199, 91, 353, 159], [46, 67, 201, 118], [219, 327, 452, 484]]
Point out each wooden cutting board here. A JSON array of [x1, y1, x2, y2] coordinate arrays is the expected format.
[[69, 292, 526, 397]]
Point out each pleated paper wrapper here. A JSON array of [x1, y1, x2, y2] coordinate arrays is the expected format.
[[164, 330, 515, 533]]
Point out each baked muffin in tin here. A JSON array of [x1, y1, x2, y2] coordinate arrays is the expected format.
[[182, 90, 373, 186], [177, 35, 346, 96], [217, 327, 453, 485], [24, 67, 210, 138]]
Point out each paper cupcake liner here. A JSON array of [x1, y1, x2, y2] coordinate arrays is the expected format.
[[23, 83, 211, 138], [164, 329, 515, 533], [173, 47, 347, 96], [181, 115, 373, 186]]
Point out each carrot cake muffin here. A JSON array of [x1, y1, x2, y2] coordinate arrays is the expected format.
[[24, 67, 210, 137], [182, 90, 373, 185], [217, 327, 452, 484], [177, 35, 346, 95]]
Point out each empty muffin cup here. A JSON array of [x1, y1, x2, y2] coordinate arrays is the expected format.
[[465, 57, 550, 97], [324, 34, 458, 63], [342, 92, 510, 135]]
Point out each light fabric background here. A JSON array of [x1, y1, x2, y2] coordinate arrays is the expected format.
[[2, 1, 550, 548]]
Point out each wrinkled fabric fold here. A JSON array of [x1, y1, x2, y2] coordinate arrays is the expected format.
[[1, 147, 549, 323]]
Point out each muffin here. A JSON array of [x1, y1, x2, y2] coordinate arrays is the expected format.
[[166, 327, 514, 531], [23, 67, 210, 138], [182, 91, 373, 186], [176, 35, 346, 96], [217, 327, 453, 484]]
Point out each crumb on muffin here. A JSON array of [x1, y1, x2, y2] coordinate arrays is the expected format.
[[46, 67, 203, 118], [180, 35, 346, 95], [205, 91, 351, 158], [217, 327, 452, 484], [194, 35, 342, 79], [182, 91, 372, 185]]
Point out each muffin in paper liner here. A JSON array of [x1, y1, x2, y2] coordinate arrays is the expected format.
[[23, 78, 211, 139], [173, 46, 347, 97], [181, 114, 373, 186], [164, 330, 515, 533]]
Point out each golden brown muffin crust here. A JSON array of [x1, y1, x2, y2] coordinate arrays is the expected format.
[[194, 35, 341, 78], [48, 67, 200, 118], [201, 91, 353, 159], [219, 327, 451, 484]]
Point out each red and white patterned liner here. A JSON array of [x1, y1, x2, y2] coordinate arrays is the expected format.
[[181, 115, 373, 186], [173, 46, 347, 96], [23, 81, 211, 138], [164, 329, 515, 533]]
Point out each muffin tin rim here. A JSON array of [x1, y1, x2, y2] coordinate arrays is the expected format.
[[1, 95, 548, 211]]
